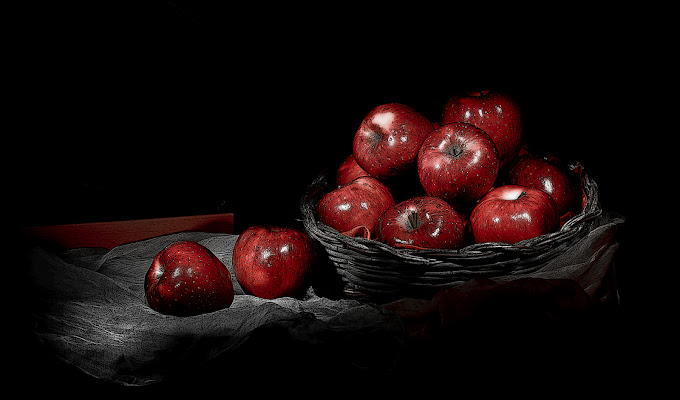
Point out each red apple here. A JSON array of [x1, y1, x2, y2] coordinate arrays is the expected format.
[[470, 185, 559, 244], [353, 103, 434, 179], [417, 122, 500, 206], [232, 226, 316, 299], [336, 154, 369, 187], [441, 91, 523, 166], [145, 241, 234, 316], [376, 196, 465, 249], [317, 176, 395, 238], [503, 154, 582, 217]]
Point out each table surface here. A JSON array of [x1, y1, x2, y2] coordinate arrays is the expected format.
[[20, 213, 234, 249]]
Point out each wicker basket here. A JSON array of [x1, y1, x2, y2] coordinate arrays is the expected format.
[[300, 163, 603, 302]]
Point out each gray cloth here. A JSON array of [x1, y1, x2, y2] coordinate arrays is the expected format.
[[28, 213, 623, 386], [29, 232, 404, 386], [494, 212, 625, 297]]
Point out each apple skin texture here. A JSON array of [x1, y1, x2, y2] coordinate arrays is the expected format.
[[145, 241, 235, 317], [353, 103, 434, 179], [417, 123, 500, 206], [233, 226, 316, 300], [336, 154, 369, 187], [317, 176, 395, 236], [377, 196, 465, 250], [504, 154, 582, 217], [442, 91, 523, 167], [470, 185, 559, 244]]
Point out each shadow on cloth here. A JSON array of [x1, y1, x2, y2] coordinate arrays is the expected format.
[[21, 218, 628, 393], [25, 232, 403, 389]]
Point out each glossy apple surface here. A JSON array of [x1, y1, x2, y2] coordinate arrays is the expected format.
[[470, 185, 559, 244], [353, 103, 434, 179], [503, 154, 582, 217], [441, 91, 522, 166], [145, 241, 234, 316], [336, 154, 369, 187], [376, 196, 465, 249], [317, 176, 395, 238], [232, 226, 315, 299], [417, 122, 500, 206]]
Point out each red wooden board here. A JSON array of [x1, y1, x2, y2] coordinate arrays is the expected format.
[[21, 213, 234, 249]]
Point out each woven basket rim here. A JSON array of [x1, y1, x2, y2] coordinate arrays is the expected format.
[[301, 162, 602, 262], [301, 162, 604, 302]]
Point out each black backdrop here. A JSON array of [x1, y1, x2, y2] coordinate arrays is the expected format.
[[16, 1, 634, 231]]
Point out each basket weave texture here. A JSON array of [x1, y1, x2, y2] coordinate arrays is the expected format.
[[301, 163, 603, 302]]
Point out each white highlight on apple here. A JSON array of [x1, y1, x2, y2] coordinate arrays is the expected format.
[[470, 149, 481, 165], [542, 177, 554, 194], [501, 188, 525, 200], [372, 111, 395, 128], [338, 203, 351, 211], [511, 211, 532, 223]]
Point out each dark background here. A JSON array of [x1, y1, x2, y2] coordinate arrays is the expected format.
[[12, 1, 663, 391], [14, 0, 649, 300], [15, 1, 638, 231]]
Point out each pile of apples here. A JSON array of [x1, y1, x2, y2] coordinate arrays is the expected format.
[[144, 91, 584, 316], [318, 91, 583, 250]]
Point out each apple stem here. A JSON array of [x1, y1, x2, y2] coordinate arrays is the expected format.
[[406, 211, 421, 231], [448, 145, 463, 158]]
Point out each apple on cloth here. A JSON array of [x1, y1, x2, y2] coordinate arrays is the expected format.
[[232, 226, 316, 299], [145, 240, 235, 316], [27, 231, 404, 386]]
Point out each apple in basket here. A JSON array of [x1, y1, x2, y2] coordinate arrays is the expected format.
[[417, 122, 500, 206], [503, 154, 583, 217], [441, 90, 523, 167], [145, 241, 234, 317], [470, 185, 559, 244], [233, 226, 316, 299], [376, 196, 466, 249], [336, 154, 369, 187], [317, 176, 395, 238], [353, 103, 434, 179]]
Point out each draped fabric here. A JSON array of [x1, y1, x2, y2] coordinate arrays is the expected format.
[[27, 213, 623, 386]]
